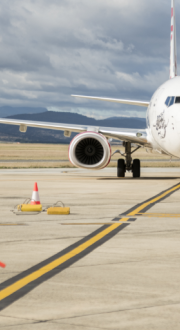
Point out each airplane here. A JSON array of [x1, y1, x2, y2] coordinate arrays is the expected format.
[[0, 0, 178, 178]]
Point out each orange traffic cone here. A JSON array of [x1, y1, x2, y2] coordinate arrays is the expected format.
[[0, 262, 6, 268], [30, 182, 41, 205]]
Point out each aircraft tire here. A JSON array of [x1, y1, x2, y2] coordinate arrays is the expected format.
[[132, 159, 140, 178], [117, 159, 125, 177]]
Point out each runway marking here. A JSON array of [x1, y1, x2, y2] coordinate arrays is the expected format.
[[1, 183, 180, 311], [122, 182, 180, 217], [0, 219, 129, 310], [0, 220, 129, 301]]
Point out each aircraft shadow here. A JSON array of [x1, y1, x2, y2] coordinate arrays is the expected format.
[[97, 177, 180, 180]]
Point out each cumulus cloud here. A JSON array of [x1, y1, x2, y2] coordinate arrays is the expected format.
[[0, 0, 178, 118]]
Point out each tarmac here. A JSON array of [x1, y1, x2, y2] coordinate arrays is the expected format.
[[1, 168, 180, 329]]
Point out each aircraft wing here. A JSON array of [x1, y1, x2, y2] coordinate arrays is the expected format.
[[0, 118, 150, 147], [72, 95, 150, 108], [0, 118, 86, 133]]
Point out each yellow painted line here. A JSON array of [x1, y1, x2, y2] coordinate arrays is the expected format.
[[2, 185, 179, 301], [0, 217, 129, 301], [128, 184, 180, 216]]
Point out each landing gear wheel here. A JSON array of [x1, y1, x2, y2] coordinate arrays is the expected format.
[[132, 159, 140, 178], [117, 159, 125, 178]]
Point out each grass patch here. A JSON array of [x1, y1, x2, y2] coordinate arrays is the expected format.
[[0, 143, 179, 168]]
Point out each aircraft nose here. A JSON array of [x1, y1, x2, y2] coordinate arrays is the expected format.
[[172, 104, 180, 134], [173, 104, 180, 119]]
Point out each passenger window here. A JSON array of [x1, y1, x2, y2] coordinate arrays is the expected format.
[[169, 97, 175, 107], [175, 97, 180, 103], [165, 97, 170, 106]]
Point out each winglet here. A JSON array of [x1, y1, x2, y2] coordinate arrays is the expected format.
[[170, 0, 177, 79]]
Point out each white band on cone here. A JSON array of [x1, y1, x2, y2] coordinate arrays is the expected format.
[[31, 191, 40, 203]]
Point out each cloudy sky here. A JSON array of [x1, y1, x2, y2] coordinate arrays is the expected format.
[[0, 0, 179, 118]]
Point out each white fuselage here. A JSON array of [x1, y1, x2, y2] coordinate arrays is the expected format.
[[147, 76, 180, 158]]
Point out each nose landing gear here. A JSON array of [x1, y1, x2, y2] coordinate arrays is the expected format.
[[116, 142, 141, 178]]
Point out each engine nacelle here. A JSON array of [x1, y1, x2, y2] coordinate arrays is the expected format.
[[69, 132, 111, 170]]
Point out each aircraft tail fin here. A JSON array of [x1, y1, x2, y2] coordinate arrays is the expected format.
[[170, 0, 177, 79]]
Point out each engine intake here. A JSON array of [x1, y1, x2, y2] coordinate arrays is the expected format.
[[75, 138, 104, 165], [69, 132, 111, 170]]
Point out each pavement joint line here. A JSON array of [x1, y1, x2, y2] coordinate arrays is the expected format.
[[0, 182, 180, 311], [61, 220, 128, 226], [120, 213, 180, 218], [137, 213, 180, 218], [0, 224, 25, 226], [138, 212, 180, 216]]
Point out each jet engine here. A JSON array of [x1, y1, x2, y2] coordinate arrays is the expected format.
[[69, 132, 111, 169]]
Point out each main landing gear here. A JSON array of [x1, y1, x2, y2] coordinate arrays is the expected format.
[[116, 142, 141, 178]]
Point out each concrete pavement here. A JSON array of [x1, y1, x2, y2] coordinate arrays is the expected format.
[[1, 168, 180, 329]]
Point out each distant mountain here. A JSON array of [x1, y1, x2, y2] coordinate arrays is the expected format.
[[0, 111, 146, 143], [0, 106, 46, 117]]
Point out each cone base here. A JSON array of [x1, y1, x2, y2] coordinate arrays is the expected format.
[[30, 201, 41, 205]]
